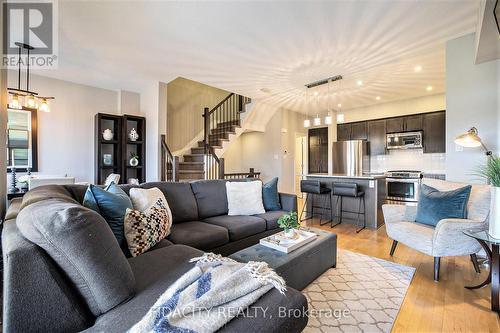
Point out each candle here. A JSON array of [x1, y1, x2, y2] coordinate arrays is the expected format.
[[11, 150, 15, 167]]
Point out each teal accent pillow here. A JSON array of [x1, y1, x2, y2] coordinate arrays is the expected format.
[[83, 183, 133, 246], [262, 177, 281, 211], [415, 184, 472, 227]]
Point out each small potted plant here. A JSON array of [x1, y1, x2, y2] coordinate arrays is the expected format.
[[277, 211, 300, 239], [478, 156, 500, 238]]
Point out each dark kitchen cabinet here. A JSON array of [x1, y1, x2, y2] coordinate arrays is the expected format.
[[404, 115, 423, 131], [308, 127, 328, 173], [386, 115, 423, 133], [386, 118, 404, 133], [367, 119, 386, 155], [350, 121, 368, 140], [337, 123, 351, 141], [423, 111, 446, 153]]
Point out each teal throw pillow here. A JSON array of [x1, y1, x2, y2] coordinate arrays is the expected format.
[[262, 177, 281, 211], [83, 183, 133, 246], [415, 184, 472, 227]]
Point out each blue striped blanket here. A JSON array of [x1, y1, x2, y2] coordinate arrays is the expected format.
[[129, 253, 286, 333]]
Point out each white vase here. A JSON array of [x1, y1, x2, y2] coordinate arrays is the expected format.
[[102, 129, 114, 141], [488, 186, 500, 239], [284, 228, 296, 239], [129, 128, 139, 141], [130, 157, 139, 167]]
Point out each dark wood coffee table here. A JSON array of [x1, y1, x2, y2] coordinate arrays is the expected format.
[[229, 227, 337, 290]]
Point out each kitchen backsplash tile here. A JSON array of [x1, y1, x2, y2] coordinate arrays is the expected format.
[[370, 149, 445, 174]]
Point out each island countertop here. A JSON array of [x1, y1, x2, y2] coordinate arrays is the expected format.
[[306, 173, 387, 180]]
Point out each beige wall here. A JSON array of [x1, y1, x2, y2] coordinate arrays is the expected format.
[[341, 93, 445, 123], [224, 107, 306, 193], [446, 33, 499, 183], [6, 73, 142, 183], [166, 77, 229, 151]]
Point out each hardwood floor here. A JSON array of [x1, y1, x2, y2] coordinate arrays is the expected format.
[[302, 218, 500, 332]]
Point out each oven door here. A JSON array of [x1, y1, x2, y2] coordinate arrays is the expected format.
[[386, 178, 420, 202]]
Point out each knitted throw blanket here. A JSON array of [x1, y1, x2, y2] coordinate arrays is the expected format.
[[129, 253, 286, 333]]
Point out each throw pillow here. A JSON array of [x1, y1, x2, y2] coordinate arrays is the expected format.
[[262, 177, 281, 211], [226, 180, 266, 216], [83, 183, 133, 246], [124, 198, 172, 257], [415, 184, 472, 227]]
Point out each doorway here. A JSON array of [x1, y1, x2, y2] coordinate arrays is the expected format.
[[294, 133, 307, 198]]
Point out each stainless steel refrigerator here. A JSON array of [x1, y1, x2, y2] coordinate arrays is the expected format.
[[332, 140, 370, 175]]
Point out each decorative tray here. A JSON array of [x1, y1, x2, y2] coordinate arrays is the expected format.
[[259, 228, 318, 253]]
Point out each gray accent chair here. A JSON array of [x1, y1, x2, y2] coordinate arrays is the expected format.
[[383, 178, 491, 281]]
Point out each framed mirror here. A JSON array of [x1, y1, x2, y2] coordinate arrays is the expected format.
[[6, 108, 38, 172]]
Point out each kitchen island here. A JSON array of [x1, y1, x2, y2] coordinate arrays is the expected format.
[[304, 174, 386, 229]]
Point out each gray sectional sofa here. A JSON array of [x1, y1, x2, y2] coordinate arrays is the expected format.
[[2, 180, 308, 333]]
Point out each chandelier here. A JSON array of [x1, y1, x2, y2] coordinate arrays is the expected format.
[[7, 42, 54, 112]]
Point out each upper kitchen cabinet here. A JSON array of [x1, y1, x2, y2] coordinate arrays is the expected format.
[[423, 111, 446, 153], [403, 115, 423, 131], [350, 121, 368, 140], [337, 121, 367, 141], [386, 118, 404, 133], [367, 119, 386, 155], [308, 127, 329, 174], [386, 115, 423, 133], [337, 123, 351, 141]]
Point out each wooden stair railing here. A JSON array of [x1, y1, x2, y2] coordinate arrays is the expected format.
[[160, 134, 179, 182], [223, 168, 261, 180], [202, 93, 251, 180]]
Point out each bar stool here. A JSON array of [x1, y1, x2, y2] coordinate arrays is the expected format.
[[299, 180, 333, 225], [331, 183, 366, 233]]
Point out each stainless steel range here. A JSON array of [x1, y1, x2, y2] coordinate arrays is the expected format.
[[385, 170, 423, 204]]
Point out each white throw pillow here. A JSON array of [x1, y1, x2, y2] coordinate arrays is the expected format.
[[226, 181, 265, 216], [129, 187, 173, 223]]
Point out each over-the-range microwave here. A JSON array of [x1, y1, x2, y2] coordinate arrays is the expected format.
[[386, 131, 423, 150]]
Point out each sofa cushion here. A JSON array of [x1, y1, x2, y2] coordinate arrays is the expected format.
[[226, 180, 266, 216], [140, 182, 198, 223], [83, 184, 133, 247], [167, 221, 229, 250], [16, 199, 135, 317], [416, 184, 471, 226], [190, 180, 228, 218], [203, 215, 266, 241], [21, 185, 78, 209], [263, 177, 282, 211], [254, 210, 288, 230]]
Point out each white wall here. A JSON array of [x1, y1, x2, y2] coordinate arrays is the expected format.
[[446, 33, 500, 183], [223, 107, 306, 193], [341, 94, 445, 123], [6, 73, 144, 184]]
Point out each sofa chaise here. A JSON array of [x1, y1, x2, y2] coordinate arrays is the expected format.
[[2, 179, 308, 332]]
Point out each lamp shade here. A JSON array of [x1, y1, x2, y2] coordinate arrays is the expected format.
[[303, 119, 311, 128], [454, 127, 482, 148]]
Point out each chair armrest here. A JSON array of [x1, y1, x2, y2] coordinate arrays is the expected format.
[[279, 192, 297, 212], [382, 204, 417, 224], [432, 218, 486, 256]]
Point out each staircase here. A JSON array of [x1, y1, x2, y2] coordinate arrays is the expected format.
[[175, 93, 251, 181]]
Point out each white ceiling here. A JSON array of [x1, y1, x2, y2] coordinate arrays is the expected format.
[[33, 0, 480, 113]]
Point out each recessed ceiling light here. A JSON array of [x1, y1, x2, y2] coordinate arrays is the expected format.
[[376, 96, 381, 100], [356, 80, 363, 86], [414, 65, 422, 72], [337, 103, 342, 108], [426, 86, 433, 91], [313, 91, 319, 96]]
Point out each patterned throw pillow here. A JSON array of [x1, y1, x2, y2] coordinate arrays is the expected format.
[[124, 198, 172, 257]]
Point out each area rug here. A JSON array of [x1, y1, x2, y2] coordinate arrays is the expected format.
[[302, 249, 415, 333]]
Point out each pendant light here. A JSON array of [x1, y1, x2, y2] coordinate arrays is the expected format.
[[7, 42, 54, 112], [304, 88, 311, 128], [312, 90, 321, 126], [324, 80, 332, 125]]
